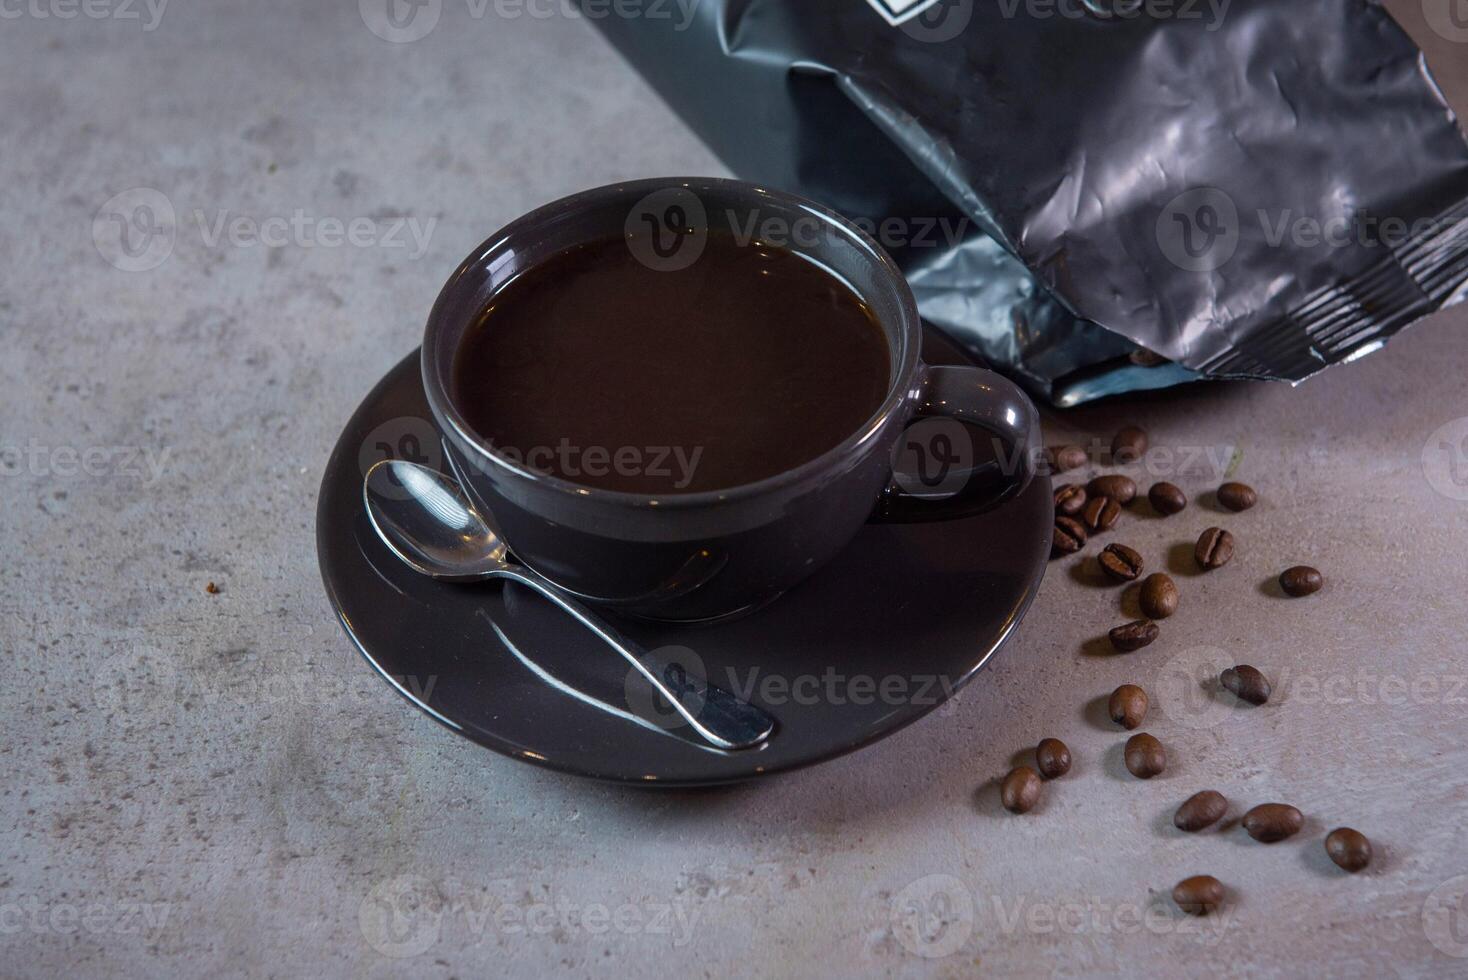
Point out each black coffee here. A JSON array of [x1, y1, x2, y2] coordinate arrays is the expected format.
[[452, 232, 891, 494]]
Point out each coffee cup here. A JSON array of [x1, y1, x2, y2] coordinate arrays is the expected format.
[[422, 178, 1039, 623]]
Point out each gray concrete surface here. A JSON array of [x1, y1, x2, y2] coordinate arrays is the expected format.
[[4, 1, 1468, 976]]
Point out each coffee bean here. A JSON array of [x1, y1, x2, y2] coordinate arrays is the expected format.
[[1279, 565, 1323, 597], [1083, 496, 1122, 533], [1194, 527, 1234, 570], [1046, 444, 1088, 473], [1111, 426, 1148, 464], [1087, 474, 1137, 505], [1148, 481, 1187, 515], [1054, 484, 1087, 516], [1108, 684, 1148, 729], [1109, 619, 1159, 653], [1325, 828, 1372, 872], [1098, 543, 1144, 582], [1001, 766, 1043, 813], [1242, 803, 1303, 842], [1138, 573, 1179, 619], [1217, 481, 1258, 512], [1124, 733, 1166, 778], [1036, 738, 1072, 779], [1220, 665, 1271, 706], [1172, 875, 1224, 916], [1051, 516, 1087, 558], [1174, 790, 1228, 832]]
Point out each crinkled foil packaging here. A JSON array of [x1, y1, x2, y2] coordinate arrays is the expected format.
[[587, 0, 1468, 405]]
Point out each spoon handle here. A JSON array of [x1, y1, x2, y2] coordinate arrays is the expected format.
[[491, 567, 776, 751]]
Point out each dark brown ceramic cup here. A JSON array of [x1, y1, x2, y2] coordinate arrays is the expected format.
[[423, 178, 1038, 623]]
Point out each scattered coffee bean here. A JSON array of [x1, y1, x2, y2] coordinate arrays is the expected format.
[[1111, 426, 1148, 464], [1083, 496, 1122, 533], [1054, 484, 1087, 516], [1243, 803, 1303, 842], [1172, 875, 1224, 916], [205, 581, 221, 595], [1220, 665, 1271, 706], [1036, 738, 1072, 779], [1108, 684, 1148, 729], [1001, 766, 1043, 813], [1047, 444, 1088, 473], [1051, 516, 1087, 558], [1109, 619, 1159, 653], [1217, 481, 1258, 512], [1088, 474, 1137, 505], [1279, 565, 1323, 597], [1325, 828, 1372, 872], [1138, 573, 1179, 619], [1148, 481, 1187, 515], [1174, 790, 1228, 832], [1194, 527, 1235, 570], [1124, 733, 1166, 779], [1098, 543, 1144, 582]]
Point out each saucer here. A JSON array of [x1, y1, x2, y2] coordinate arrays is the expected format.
[[316, 334, 1051, 785]]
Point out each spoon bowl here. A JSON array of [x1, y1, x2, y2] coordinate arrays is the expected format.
[[362, 459, 776, 751]]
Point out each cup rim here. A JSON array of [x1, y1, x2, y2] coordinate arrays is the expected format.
[[421, 176, 924, 510]]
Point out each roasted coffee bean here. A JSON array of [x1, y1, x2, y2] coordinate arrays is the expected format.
[[1047, 444, 1088, 473], [1243, 803, 1303, 842], [1217, 481, 1258, 512], [1036, 738, 1072, 779], [1052, 516, 1087, 558], [1111, 426, 1148, 464], [1220, 665, 1271, 706], [1174, 790, 1228, 832], [1148, 481, 1187, 515], [1325, 828, 1372, 872], [1172, 875, 1224, 916], [1108, 684, 1149, 729], [1087, 474, 1137, 505], [1001, 766, 1043, 813], [1194, 527, 1234, 570], [1139, 573, 1179, 619], [1279, 565, 1323, 597], [1054, 484, 1087, 516], [1109, 619, 1159, 653], [1124, 733, 1166, 778], [1083, 496, 1122, 533], [1098, 543, 1144, 582]]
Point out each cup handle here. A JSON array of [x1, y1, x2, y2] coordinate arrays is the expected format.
[[870, 364, 1040, 524]]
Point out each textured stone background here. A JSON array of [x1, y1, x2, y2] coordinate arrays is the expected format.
[[3, 1, 1468, 976]]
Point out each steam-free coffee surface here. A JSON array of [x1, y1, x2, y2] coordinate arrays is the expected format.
[[453, 233, 891, 494]]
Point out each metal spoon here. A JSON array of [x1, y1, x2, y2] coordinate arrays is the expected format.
[[363, 459, 776, 751]]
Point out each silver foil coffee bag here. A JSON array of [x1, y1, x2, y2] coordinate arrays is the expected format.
[[588, 0, 1468, 404]]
